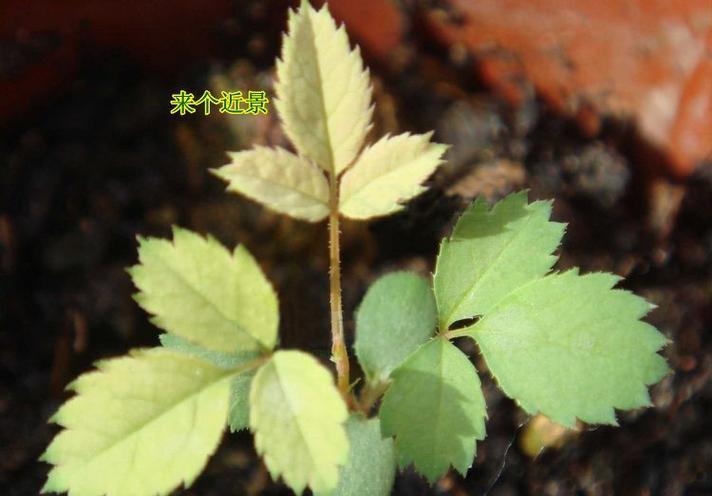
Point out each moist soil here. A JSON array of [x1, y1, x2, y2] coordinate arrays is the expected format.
[[1, 17, 711, 496]]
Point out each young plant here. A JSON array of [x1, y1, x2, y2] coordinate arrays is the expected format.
[[41, 2, 670, 495]]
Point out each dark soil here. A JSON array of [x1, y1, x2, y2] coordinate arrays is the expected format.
[[1, 8, 711, 496]]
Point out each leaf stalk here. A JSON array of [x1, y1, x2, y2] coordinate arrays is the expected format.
[[328, 172, 351, 398]]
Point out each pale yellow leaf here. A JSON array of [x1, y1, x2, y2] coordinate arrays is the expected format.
[[129, 228, 278, 353], [275, 2, 372, 174], [250, 350, 349, 494], [339, 132, 447, 219], [214, 146, 329, 222], [41, 349, 233, 496]]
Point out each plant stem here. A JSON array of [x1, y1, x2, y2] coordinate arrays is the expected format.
[[356, 378, 389, 414], [328, 172, 350, 396]]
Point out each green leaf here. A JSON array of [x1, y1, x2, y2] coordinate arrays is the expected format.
[[213, 146, 329, 222], [465, 270, 670, 427], [317, 416, 396, 496], [434, 192, 565, 329], [159, 333, 259, 369], [228, 371, 254, 432], [41, 348, 234, 496], [159, 334, 257, 432], [129, 228, 278, 353], [354, 272, 437, 382], [379, 338, 486, 483], [250, 350, 349, 494], [276, 1, 372, 174], [339, 133, 447, 219]]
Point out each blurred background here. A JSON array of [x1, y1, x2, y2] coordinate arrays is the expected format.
[[1, 0, 711, 494]]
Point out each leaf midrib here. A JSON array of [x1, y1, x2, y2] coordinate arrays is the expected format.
[[341, 143, 432, 209], [151, 254, 261, 349], [228, 162, 328, 206], [62, 362, 252, 469], [304, 6, 336, 173], [272, 358, 324, 484]]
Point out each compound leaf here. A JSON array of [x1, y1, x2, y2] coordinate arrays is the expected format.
[[213, 146, 329, 222], [318, 416, 396, 496], [250, 350, 348, 494], [340, 133, 447, 219], [129, 228, 278, 353], [379, 338, 486, 483], [41, 348, 233, 496], [434, 192, 565, 330], [354, 272, 437, 382], [275, 1, 372, 174], [466, 270, 670, 428]]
